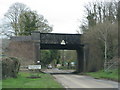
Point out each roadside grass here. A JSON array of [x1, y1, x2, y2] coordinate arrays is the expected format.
[[2, 72, 63, 88], [85, 69, 119, 82], [0, 80, 2, 89]]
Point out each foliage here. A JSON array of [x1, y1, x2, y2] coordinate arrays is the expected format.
[[41, 50, 77, 67], [2, 57, 20, 79], [3, 2, 52, 36], [79, 1, 118, 71], [40, 50, 60, 66], [50, 50, 60, 65], [58, 50, 77, 67], [40, 50, 51, 65], [2, 72, 63, 88], [62, 50, 77, 63], [18, 11, 52, 35]]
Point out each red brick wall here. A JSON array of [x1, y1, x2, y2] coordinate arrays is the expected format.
[[5, 41, 37, 66]]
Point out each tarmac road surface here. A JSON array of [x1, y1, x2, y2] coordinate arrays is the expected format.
[[53, 74, 118, 88], [43, 68, 119, 89]]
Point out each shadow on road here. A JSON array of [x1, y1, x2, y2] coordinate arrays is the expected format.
[[50, 72, 75, 75]]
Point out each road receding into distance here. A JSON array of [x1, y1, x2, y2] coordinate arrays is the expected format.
[[43, 69, 119, 88]]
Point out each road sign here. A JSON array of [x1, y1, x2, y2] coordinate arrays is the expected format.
[[28, 65, 41, 70]]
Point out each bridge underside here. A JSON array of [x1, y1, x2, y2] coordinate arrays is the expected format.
[[40, 44, 83, 50], [39, 43, 86, 73]]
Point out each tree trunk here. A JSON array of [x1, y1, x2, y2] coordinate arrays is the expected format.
[[104, 40, 107, 71]]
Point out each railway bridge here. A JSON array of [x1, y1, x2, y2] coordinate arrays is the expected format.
[[9, 31, 89, 73], [31, 31, 88, 73]]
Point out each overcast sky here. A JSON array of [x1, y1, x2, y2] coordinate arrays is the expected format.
[[0, 0, 112, 34]]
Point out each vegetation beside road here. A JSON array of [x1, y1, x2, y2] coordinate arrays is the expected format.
[[2, 72, 63, 88], [58, 66, 75, 70], [84, 69, 119, 82]]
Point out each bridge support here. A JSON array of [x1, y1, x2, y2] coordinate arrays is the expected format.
[[76, 45, 88, 73], [34, 43, 40, 64], [76, 47, 84, 73]]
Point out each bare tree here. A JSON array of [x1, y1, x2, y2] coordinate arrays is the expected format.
[[4, 2, 30, 36], [80, 1, 118, 33], [81, 21, 118, 71], [94, 22, 118, 70]]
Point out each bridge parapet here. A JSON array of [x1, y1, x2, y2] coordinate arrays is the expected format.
[[40, 33, 81, 45], [31, 32, 81, 45]]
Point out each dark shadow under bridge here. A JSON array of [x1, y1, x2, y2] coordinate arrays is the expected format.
[[31, 31, 88, 73]]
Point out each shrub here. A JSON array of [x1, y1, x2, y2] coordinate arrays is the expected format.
[[2, 57, 20, 79]]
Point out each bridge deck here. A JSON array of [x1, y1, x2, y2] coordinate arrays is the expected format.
[[32, 32, 82, 50], [11, 32, 83, 50], [40, 44, 84, 50]]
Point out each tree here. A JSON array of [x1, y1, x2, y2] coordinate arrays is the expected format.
[[81, 21, 118, 71], [40, 50, 51, 65], [60, 50, 77, 63], [40, 50, 60, 66], [79, 1, 118, 33], [18, 11, 52, 35], [4, 2, 53, 36], [50, 50, 60, 66], [79, 1, 118, 71], [93, 22, 118, 70], [4, 2, 30, 36]]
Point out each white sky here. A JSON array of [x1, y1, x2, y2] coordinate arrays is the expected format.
[[0, 0, 113, 34]]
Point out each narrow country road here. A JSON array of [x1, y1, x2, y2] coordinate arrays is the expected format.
[[43, 69, 119, 89], [53, 74, 118, 88]]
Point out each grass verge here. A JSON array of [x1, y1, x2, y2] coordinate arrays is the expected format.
[[2, 72, 63, 88], [84, 69, 119, 82]]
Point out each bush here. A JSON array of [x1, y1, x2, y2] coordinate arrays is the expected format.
[[2, 57, 20, 79]]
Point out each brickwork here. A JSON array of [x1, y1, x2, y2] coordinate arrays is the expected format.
[[5, 41, 37, 66]]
